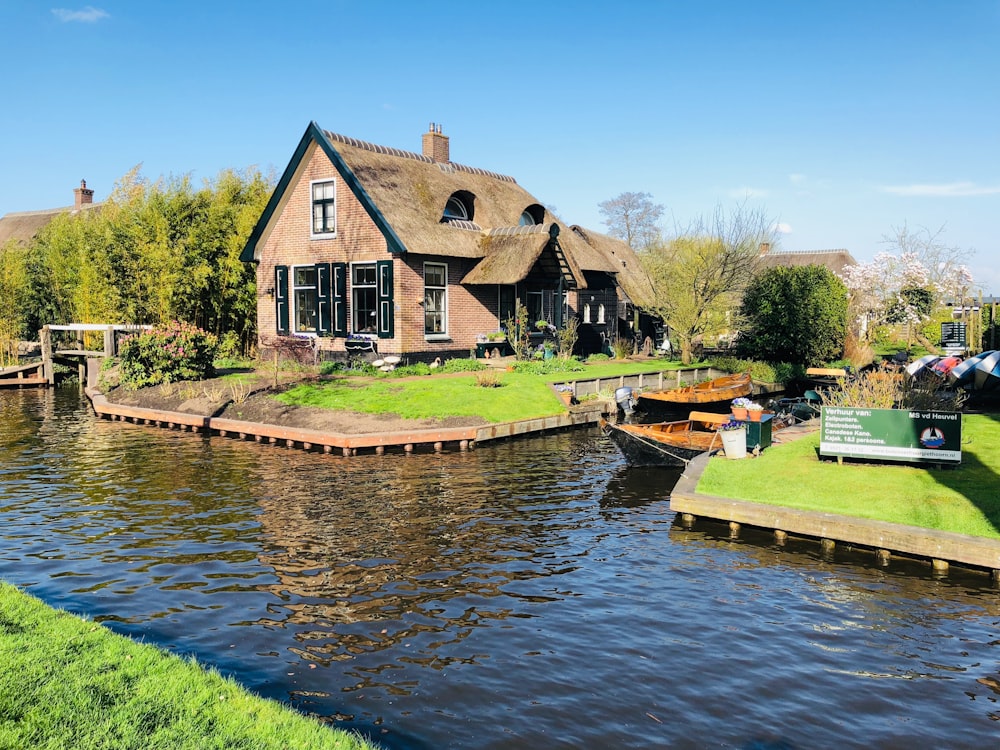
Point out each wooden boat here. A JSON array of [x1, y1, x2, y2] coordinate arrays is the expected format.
[[638, 372, 752, 408], [804, 367, 849, 389], [600, 411, 730, 467]]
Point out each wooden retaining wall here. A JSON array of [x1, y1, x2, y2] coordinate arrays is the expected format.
[[671, 452, 1000, 579], [86, 388, 607, 456]]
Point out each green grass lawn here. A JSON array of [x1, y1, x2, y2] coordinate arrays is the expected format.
[[0, 583, 379, 750], [273, 358, 705, 423], [697, 414, 1000, 540]]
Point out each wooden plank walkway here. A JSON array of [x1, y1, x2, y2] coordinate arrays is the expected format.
[[670, 450, 1000, 579], [0, 362, 47, 388], [85, 388, 607, 456]]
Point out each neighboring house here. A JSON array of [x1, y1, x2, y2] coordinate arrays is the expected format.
[[239, 122, 652, 361], [0, 180, 99, 248], [757, 245, 857, 277]]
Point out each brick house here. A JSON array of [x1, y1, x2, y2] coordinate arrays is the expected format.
[[240, 122, 653, 361]]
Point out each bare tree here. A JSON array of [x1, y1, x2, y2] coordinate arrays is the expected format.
[[640, 202, 775, 364], [598, 191, 664, 249]]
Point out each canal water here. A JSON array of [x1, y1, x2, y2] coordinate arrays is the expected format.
[[2, 387, 1000, 749]]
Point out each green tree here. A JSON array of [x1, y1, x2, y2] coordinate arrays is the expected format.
[[736, 264, 848, 366], [640, 202, 773, 364]]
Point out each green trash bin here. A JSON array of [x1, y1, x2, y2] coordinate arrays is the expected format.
[[745, 414, 773, 451]]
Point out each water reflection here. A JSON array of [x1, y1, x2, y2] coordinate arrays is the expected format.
[[3, 388, 1000, 749]]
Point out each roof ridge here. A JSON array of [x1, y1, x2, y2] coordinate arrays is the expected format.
[[323, 129, 516, 184]]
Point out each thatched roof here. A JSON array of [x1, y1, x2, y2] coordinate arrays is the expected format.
[[758, 249, 857, 277], [0, 203, 100, 248], [241, 122, 653, 291], [569, 226, 655, 306]]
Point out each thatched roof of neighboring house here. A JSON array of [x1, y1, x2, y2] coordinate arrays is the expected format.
[[570, 226, 655, 306], [758, 249, 857, 277], [0, 182, 101, 248], [242, 122, 652, 292]]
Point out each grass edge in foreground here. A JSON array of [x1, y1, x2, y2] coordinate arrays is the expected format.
[[0, 582, 380, 750]]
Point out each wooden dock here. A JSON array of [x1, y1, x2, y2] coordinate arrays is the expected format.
[[0, 362, 48, 388], [86, 388, 607, 456]]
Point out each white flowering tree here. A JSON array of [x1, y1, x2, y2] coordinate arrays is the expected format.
[[842, 250, 976, 352]]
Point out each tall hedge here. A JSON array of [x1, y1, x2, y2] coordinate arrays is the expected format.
[[736, 264, 848, 366]]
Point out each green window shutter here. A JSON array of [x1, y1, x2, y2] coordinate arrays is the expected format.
[[332, 262, 347, 337], [377, 260, 394, 339], [275, 265, 289, 335], [316, 263, 332, 336]]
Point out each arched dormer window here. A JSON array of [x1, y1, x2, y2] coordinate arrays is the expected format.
[[441, 191, 475, 223], [519, 203, 545, 226]]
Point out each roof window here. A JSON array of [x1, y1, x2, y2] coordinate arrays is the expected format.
[[519, 203, 545, 226], [441, 191, 475, 223]]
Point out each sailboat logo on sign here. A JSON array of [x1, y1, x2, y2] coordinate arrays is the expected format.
[[919, 426, 946, 448]]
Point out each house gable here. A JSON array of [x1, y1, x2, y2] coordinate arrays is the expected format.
[[240, 122, 406, 263]]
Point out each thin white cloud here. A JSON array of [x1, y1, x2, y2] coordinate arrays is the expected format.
[[880, 181, 1000, 197], [788, 173, 806, 185], [52, 6, 109, 23], [771, 222, 792, 235]]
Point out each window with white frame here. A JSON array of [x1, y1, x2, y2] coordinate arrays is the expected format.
[[597, 303, 606, 324], [424, 263, 447, 335], [583, 302, 592, 324], [293, 266, 319, 333], [352, 263, 378, 332], [527, 291, 543, 325], [311, 180, 336, 235]]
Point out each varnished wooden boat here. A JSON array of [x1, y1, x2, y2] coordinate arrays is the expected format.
[[600, 411, 730, 467], [638, 371, 752, 408]]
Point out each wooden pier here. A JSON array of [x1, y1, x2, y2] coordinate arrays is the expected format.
[[85, 387, 607, 456], [0, 362, 48, 388], [40, 323, 149, 385]]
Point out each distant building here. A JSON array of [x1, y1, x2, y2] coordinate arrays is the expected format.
[[757, 244, 857, 277], [0, 180, 100, 248]]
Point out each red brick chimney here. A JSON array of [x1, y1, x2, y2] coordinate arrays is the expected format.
[[422, 123, 449, 163], [759, 241, 772, 255], [73, 179, 94, 209]]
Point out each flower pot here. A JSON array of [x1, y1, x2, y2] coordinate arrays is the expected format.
[[747, 409, 762, 422], [720, 428, 747, 459], [731, 407, 748, 421]]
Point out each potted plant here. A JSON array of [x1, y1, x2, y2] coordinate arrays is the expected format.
[[746, 402, 764, 422], [718, 419, 747, 459], [553, 384, 575, 406], [731, 397, 752, 421], [536, 320, 549, 331]]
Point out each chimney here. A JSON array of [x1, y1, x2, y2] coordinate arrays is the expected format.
[[422, 122, 449, 163], [74, 179, 94, 209], [759, 241, 772, 255]]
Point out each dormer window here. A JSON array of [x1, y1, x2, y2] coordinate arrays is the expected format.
[[519, 203, 544, 226], [441, 191, 475, 223]]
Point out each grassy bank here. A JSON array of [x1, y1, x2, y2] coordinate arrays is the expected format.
[[697, 414, 1000, 540], [274, 358, 704, 423], [0, 583, 378, 750]]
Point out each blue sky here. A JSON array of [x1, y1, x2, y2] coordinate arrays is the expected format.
[[2, 1, 998, 292]]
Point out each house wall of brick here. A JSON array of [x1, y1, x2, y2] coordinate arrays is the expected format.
[[255, 144, 508, 363]]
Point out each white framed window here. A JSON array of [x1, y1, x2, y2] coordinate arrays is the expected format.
[[293, 266, 319, 334], [527, 291, 543, 325], [424, 263, 447, 335], [311, 179, 336, 236], [597, 303, 606, 324], [583, 302, 592, 324], [351, 263, 378, 333]]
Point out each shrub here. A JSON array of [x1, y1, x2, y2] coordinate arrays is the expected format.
[[117, 322, 218, 389], [474, 369, 503, 388], [509, 358, 586, 375], [439, 358, 487, 374]]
